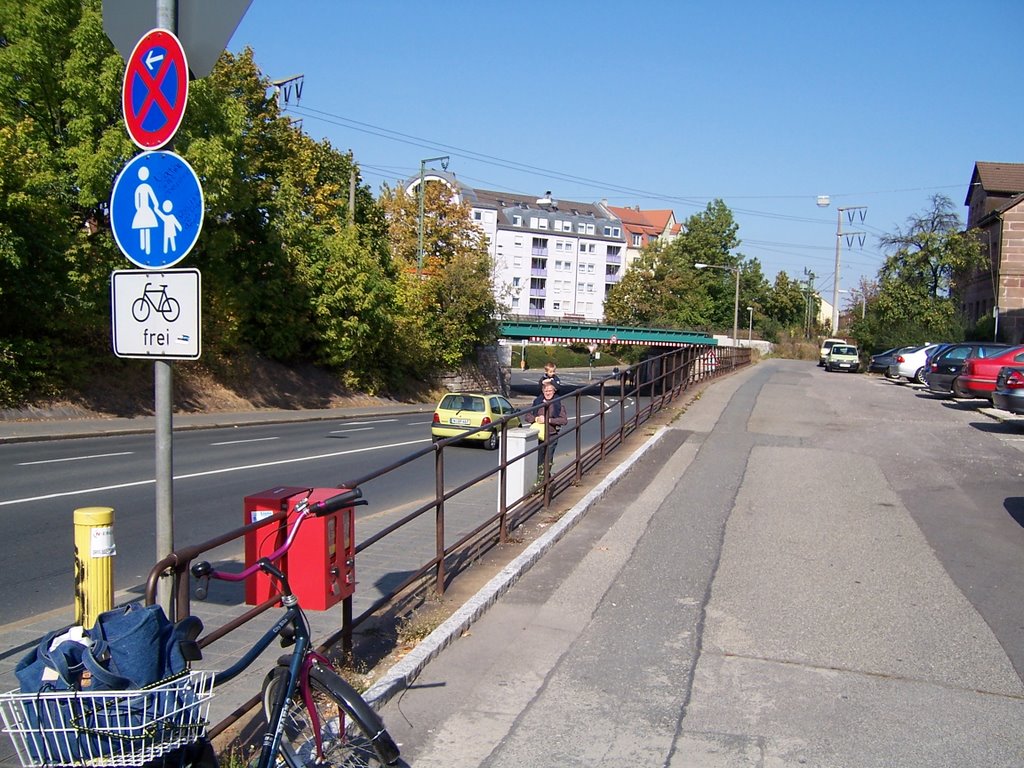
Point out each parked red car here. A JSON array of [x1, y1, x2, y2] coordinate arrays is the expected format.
[[956, 345, 1024, 400]]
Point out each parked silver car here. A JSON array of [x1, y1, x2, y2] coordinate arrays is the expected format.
[[888, 343, 944, 384]]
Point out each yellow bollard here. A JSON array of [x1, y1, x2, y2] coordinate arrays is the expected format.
[[73, 507, 115, 627]]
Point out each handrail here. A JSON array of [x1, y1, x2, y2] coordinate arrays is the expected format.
[[143, 344, 751, 732]]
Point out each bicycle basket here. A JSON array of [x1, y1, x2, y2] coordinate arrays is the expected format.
[[0, 670, 215, 767]]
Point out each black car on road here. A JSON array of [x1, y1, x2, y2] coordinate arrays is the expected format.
[[992, 365, 1024, 415], [925, 342, 1013, 396]]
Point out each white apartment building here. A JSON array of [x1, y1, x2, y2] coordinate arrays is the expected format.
[[405, 172, 626, 322]]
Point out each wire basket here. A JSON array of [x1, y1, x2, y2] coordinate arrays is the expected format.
[[0, 670, 215, 767]]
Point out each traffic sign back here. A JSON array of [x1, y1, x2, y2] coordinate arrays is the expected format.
[[122, 29, 188, 149], [103, 0, 253, 80], [110, 151, 204, 269]]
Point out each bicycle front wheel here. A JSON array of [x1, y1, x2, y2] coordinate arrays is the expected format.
[[262, 665, 399, 767]]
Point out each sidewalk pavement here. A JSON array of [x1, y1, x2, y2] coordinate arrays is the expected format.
[[369, 363, 1024, 767]]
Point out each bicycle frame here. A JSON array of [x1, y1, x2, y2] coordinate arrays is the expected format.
[[192, 488, 368, 768]]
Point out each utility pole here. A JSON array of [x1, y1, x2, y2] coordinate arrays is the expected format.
[[417, 155, 449, 276], [804, 268, 815, 338], [831, 206, 867, 333]]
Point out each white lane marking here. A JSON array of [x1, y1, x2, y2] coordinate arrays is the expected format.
[[17, 451, 133, 466], [339, 419, 398, 426], [329, 427, 374, 434], [0, 438, 430, 507], [210, 437, 280, 446], [407, 421, 434, 426]]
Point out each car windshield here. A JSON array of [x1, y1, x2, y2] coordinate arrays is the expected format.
[[833, 346, 855, 355], [440, 395, 484, 411]]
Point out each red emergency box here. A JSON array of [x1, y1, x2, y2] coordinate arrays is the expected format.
[[243, 486, 356, 610]]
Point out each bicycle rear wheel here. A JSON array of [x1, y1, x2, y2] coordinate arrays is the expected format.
[[261, 665, 399, 767]]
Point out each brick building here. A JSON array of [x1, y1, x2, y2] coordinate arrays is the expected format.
[[961, 161, 1024, 343]]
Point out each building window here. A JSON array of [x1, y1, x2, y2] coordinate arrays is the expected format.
[[512, 215, 523, 226], [588, 244, 596, 254], [514, 235, 523, 247], [473, 211, 483, 221], [608, 245, 621, 257], [511, 297, 520, 308], [529, 217, 538, 228], [512, 276, 521, 287], [612, 227, 621, 237], [587, 263, 595, 273], [578, 262, 586, 272], [538, 218, 548, 229], [586, 224, 595, 235], [578, 223, 586, 234], [552, 301, 561, 310], [632, 234, 642, 246]]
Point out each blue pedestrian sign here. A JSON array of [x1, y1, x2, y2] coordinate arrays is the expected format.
[[110, 151, 204, 269]]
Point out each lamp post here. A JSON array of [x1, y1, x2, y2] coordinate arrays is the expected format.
[[747, 306, 753, 345], [695, 262, 740, 346], [417, 155, 449, 276]]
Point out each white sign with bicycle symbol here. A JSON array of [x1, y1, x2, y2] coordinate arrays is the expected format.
[[111, 268, 200, 359]]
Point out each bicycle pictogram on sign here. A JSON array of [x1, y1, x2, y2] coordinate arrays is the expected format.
[[122, 28, 188, 150], [132, 282, 181, 323]]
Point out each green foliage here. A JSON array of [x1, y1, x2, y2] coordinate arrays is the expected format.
[[382, 183, 499, 372], [0, 3, 411, 403], [850, 195, 980, 352]]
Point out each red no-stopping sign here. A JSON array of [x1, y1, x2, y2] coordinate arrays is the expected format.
[[122, 28, 188, 149]]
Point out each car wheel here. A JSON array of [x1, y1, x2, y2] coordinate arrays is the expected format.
[[914, 367, 927, 385], [483, 430, 498, 451], [951, 378, 967, 398]]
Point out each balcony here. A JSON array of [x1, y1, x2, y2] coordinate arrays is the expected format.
[[530, 288, 547, 297], [606, 252, 621, 264], [531, 267, 548, 276], [528, 307, 545, 316], [605, 272, 621, 284], [531, 247, 548, 256]]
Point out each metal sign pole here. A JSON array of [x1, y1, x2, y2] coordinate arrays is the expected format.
[[154, 0, 176, 616]]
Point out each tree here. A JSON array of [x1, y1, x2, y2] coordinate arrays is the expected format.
[[878, 194, 985, 299], [381, 181, 499, 371], [866, 195, 983, 349], [604, 200, 767, 334]]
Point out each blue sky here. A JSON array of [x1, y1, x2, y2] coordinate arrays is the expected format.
[[227, 0, 1023, 307]]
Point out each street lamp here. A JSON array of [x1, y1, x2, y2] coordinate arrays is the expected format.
[[747, 306, 753, 345], [417, 155, 450, 276], [695, 262, 740, 346]]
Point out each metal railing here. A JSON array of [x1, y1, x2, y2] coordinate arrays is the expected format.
[[144, 344, 750, 731]]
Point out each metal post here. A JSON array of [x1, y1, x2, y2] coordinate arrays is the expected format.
[[74, 507, 115, 627], [155, 361, 174, 615], [416, 155, 449, 276], [832, 207, 842, 335], [732, 266, 739, 350], [434, 446, 446, 596], [153, 0, 177, 621]]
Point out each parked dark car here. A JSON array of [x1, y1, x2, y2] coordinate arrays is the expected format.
[[957, 346, 1024, 400], [925, 342, 1014, 396], [868, 346, 909, 376], [992, 366, 1024, 415]]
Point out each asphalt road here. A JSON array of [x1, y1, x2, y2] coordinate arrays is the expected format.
[[0, 373, 637, 624]]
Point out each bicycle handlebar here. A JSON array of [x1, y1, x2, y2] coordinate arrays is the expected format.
[[191, 487, 364, 591]]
